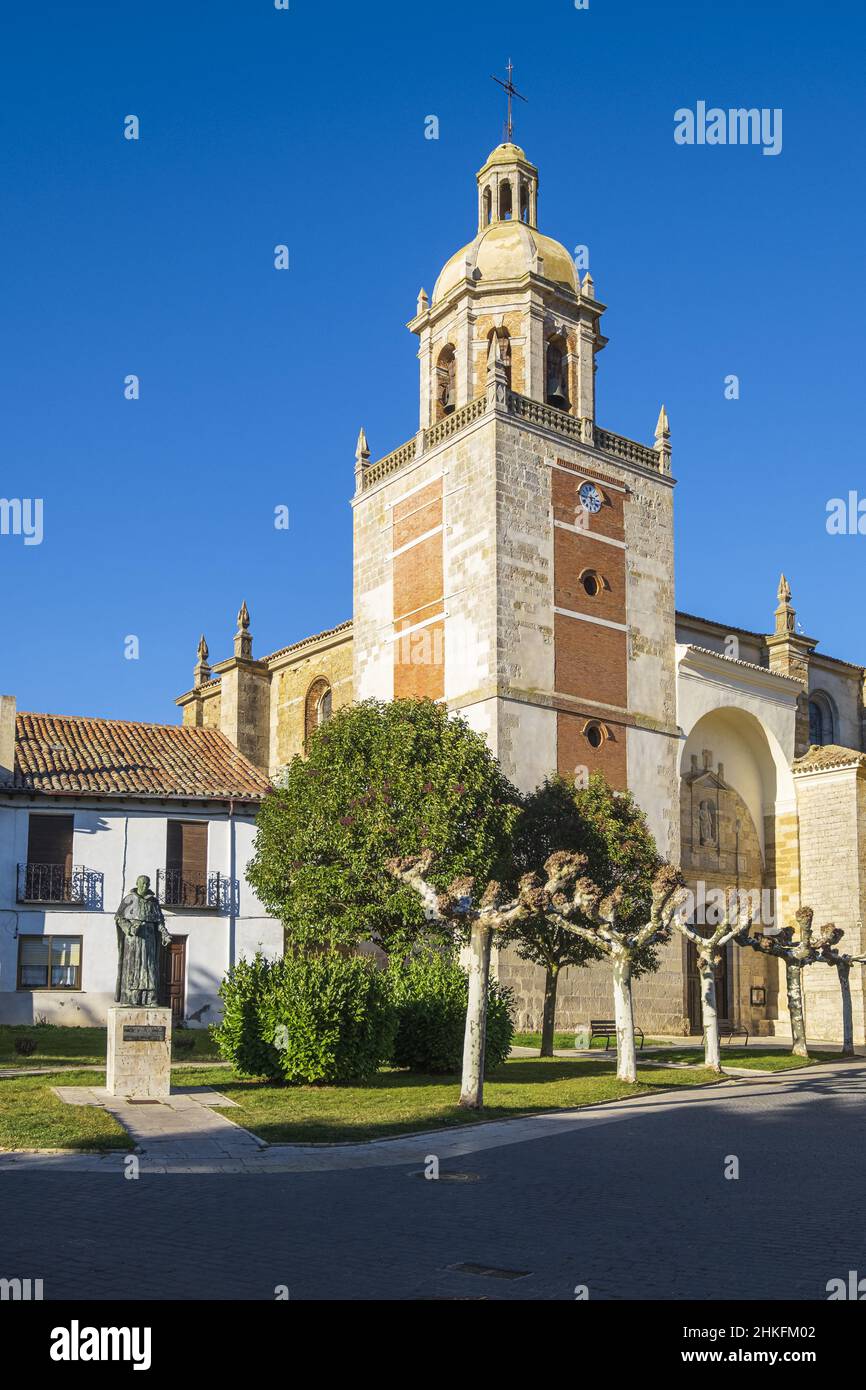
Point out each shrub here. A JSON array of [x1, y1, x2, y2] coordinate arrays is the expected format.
[[214, 951, 396, 1085], [388, 950, 514, 1075]]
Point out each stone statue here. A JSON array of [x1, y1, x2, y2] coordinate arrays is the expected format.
[[115, 875, 172, 1007], [699, 799, 717, 847]]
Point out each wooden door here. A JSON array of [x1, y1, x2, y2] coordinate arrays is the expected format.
[[160, 937, 187, 1023]]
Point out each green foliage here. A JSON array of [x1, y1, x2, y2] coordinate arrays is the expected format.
[[248, 698, 520, 954], [214, 951, 397, 1085], [508, 774, 663, 976], [388, 950, 514, 1074]]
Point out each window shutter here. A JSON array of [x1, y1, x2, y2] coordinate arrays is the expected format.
[[27, 815, 73, 876]]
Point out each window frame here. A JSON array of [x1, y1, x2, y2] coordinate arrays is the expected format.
[[16, 933, 83, 992]]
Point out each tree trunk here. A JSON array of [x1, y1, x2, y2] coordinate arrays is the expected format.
[[460, 920, 493, 1109], [612, 954, 637, 1083], [836, 960, 854, 1057], [540, 965, 559, 1057], [786, 959, 809, 1057], [700, 955, 722, 1073]]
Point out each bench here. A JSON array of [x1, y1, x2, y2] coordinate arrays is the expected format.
[[718, 1022, 749, 1046], [588, 1019, 644, 1051]]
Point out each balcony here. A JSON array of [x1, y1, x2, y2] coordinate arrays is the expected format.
[[156, 868, 223, 911], [17, 863, 104, 910]]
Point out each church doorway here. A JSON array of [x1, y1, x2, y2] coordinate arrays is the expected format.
[[686, 940, 730, 1034]]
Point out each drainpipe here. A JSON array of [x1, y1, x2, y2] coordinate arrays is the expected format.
[[228, 797, 237, 973]]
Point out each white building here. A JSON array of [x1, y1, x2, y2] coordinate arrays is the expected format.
[[0, 697, 282, 1027]]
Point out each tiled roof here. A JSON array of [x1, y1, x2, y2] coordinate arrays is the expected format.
[[262, 619, 352, 665], [682, 645, 801, 683], [792, 744, 866, 773], [13, 712, 271, 801]]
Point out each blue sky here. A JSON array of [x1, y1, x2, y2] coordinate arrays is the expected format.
[[2, 0, 865, 721]]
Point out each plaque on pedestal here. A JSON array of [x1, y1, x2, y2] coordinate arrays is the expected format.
[[107, 1006, 172, 1099]]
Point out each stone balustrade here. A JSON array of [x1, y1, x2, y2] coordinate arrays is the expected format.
[[360, 391, 666, 490]]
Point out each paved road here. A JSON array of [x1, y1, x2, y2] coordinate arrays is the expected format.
[[2, 1062, 865, 1300]]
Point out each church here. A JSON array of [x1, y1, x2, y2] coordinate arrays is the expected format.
[[176, 136, 866, 1045]]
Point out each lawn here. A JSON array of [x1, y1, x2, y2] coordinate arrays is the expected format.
[[644, 1047, 833, 1072], [0, 1056, 727, 1151], [0, 1070, 132, 1151], [144, 1056, 726, 1145], [513, 1030, 668, 1051], [0, 1024, 220, 1069]]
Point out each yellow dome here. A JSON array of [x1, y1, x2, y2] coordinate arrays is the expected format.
[[432, 220, 577, 305], [479, 141, 528, 168]]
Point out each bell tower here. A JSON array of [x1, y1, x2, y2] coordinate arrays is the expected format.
[[408, 136, 606, 432], [353, 127, 679, 860]]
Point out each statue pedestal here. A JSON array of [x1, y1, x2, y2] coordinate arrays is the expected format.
[[106, 1006, 172, 1100]]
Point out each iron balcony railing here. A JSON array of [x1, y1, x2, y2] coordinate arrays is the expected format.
[[156, 868, 222, 911], [17, 863, 103, 908]]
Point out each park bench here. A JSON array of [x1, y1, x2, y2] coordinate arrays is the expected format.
[[718, 1021, 749, 1045], [589, 1019, 644, 1050]]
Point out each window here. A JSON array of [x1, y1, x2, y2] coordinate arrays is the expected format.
[[583, 721, 607, 750], [21, 814, 74, 902], [808, 692, 836, 746], [545, 336, 569, 410], [498, 179, 513, 221], [487, 328, 512, 390], [519, 179, 530, 223], [581, 570, 603, 598], [483, 186, 492, 225], [305, 677, 333, 744], [162, 820, 209, 908], [17, 935, 82, 990], [435, 344, 456, 419]]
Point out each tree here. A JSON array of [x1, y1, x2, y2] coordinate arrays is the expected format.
[[516, 854, 686, 1082], [247, 698, 520, 956], [735, 908, 842, 1058], [386, 853, 528, 1108], [391, 849, 685, 1091], [506, 776, 662, 1056], [670, 898, 745, 1072]]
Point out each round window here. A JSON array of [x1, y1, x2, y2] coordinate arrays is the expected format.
[[582, 571, 601, 598]]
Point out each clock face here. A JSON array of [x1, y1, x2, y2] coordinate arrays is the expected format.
[[579, 481, 602, 514]]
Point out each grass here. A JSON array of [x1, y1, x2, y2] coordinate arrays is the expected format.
[[141, 1056, 726, 1146], [0, 1024, 220, 1069], [0, 1070, 132, 1151], [646, 1046, 837, 1072], [512, 1030, 667, 1051], [0, 1056, 725, 1151]]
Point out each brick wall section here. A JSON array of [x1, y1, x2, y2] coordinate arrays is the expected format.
[[392, 477, 444, 700], [557, 708, 627, 787]]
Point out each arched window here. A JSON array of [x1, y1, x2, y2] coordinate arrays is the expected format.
[[498, 179, 513, 221], [304, 678, 333, 745], [487, 327, 512, 391], [545, 335, 569, 410], [435, 344, 456, 419], [808, 692, 836, 746], [519, 179, 530, 223], [483, 186, 492, 225]]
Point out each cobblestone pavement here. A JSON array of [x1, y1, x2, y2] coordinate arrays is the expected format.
[[1, 1062, 864, 1300]]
